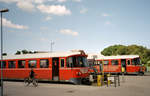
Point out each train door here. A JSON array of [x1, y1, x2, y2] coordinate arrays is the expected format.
[[52, 58, 59, 81], [126, 59, 131, 73], [121, 59, 126, 72]]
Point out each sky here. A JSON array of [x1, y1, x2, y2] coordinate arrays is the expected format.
[[0, 0, 150, 54]]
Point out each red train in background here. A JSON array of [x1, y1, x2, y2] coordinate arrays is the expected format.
[[88, 55, 145, 75], [0, 50, 90, 84]]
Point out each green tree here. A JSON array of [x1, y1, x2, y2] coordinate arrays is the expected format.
[[2, 53, 7, 56], [15, 50, 21, 55], [15, 50, 35, 54], [22, 50, 29, 54], [101, 44, 150, 64]]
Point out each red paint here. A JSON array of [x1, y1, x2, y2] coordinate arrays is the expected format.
[[0, 54, 90, 83], [90, 57, 144, 74]]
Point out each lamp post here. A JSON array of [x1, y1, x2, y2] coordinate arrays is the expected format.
[[50, 41, 54, 53], [0, 8, 9, 96]]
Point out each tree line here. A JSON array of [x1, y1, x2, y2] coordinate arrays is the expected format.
[[15, 50, 36, 55], [2, 50, 37, 56], [101, 45, 150, 66], [2, 45, 150, 66]]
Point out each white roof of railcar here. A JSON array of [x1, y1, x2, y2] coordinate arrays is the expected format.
[[87, 53, 103, 59], [2, 51, 85, 60], [95, 55, 139, 60]]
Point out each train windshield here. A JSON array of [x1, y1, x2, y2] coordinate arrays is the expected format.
[[67, 56, 89, 67], [132, 58, 141, 65]]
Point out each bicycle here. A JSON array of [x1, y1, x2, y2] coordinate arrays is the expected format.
[[24, 77, 38, 87]]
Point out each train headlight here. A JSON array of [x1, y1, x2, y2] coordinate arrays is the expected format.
[[76, 72, 82, 76], [80, 68, 88, 74]]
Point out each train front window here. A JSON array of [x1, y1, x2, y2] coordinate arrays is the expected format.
[[67, 56, 89, 67], [67, 57, 73, 67], [132, 58, 140, 65], [77, 56, 89, 67], [82, 57, 89, 67]]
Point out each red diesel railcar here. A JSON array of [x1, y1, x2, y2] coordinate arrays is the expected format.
[[89, 55, 145, 75], [0, 50, 90, 84]]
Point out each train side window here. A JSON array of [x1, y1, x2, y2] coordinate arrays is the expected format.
[[8, 61, 16, 68], [111, 60, 118, 65], [18, 60, 26, 68], [96, 61, 98, 65], [94, 61, 97, 65], [0, 61, 6, 68], [40, 59, 49, 68], [127, 60, 130, 65], [104, 60, 109, 65], [28, 60, 37, 68], [131, 59, 135, 65], [99, 61, 102, 65], [67, 57, 72, 67], [60, 59, 65, 67], [97, 61, 101, 65], [96, 61, 99, 65]]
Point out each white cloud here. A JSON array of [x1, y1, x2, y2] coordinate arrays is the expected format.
[[40, 37, 49, 42], [60, 29, 78, 36], [0, 0, 18, 3], [57, 0, 67, 2], [37, 4, 71, 16], [105, 21, 111, 25], [0, 0, 73, 15], [40, 26, 48, 30], [102, 13, 110, 17], [0, 0, 44, 12], [72, 0, 81, 2], [0, 18, 28, 29], [16, 1, 35, 12], [45, 16, 52, 21], [0, 0, 45, 4], [80, 8, 88, 14], [34, 0, 45, 4]]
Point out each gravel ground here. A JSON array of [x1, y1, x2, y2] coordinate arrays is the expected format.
[[3, 76, 150, 96]]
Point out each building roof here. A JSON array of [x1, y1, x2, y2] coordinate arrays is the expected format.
[[2, 50, 85, 60]]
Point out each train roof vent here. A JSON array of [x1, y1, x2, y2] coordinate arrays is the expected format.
[[70, 50, 86, 55]]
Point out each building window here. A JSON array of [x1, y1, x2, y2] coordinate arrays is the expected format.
[[104, 60, 109, 65], [0, 61, 6, 68], [8, 61, 16, 68], [40, 59, 49, 68], [111, 60, 119, 65], [28, 60, 37, 68], [60, 59, 65, 67], [18, 60, 26, 68]]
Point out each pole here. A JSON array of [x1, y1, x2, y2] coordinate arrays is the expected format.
[[50, 41, 52, 53], [0, 9, 9, 96], [50, 41, 54, 53], [1, 12, 3, 96]]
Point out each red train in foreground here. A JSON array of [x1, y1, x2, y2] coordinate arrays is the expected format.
[[0, 50, 90, 84], [88, 55, 145, 75]]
